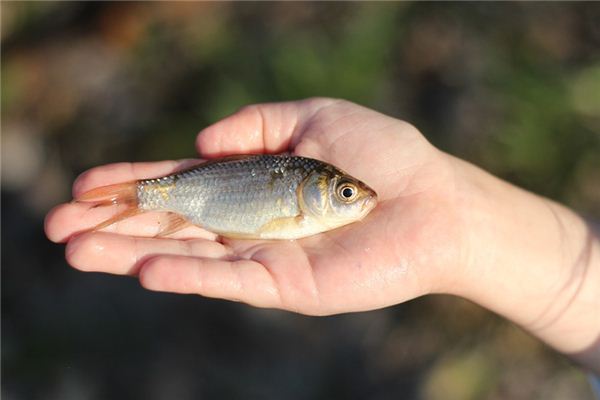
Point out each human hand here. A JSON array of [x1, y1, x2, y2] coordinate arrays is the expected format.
[[45, 99, 600, 373], [45, 98, 470, 314]]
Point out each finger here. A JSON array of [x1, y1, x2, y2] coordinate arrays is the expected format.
[[73, 159, 202, 197], [45, 202, 216, 243], [196, 98, 338, 157], [138, 255, 282, 309], [65, 232, 230, 275]]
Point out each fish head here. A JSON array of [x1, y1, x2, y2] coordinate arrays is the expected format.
[[299, 167, 378, 228]]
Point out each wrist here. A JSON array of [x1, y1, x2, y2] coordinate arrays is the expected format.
[[448, 156, 600, 368]]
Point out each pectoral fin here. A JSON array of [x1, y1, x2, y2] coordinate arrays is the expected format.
[[257, 215, 305, 238]]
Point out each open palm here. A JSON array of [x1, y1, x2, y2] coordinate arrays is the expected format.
[[46, 99, 468, 315]]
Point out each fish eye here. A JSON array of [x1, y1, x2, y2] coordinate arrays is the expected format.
[[337, 183, 358, 202]]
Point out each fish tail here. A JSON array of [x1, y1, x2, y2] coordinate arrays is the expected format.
[[76, 182, 138, 206], [75, 182, 142, 231]]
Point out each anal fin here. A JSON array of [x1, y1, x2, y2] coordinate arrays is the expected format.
[[156, 213, 192, 237]]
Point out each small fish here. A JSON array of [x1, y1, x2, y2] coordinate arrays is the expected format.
[[77, 154, 378, 239]]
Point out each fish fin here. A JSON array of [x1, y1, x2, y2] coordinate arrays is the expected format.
[[156, 213, 191, 237], [75, 182, 138, 207], [90, 207, 143, 232], [76, 182, 142, 232], [257, 215, 305, 237]]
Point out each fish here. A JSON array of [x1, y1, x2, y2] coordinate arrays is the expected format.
[[76, 154, 378, 240]]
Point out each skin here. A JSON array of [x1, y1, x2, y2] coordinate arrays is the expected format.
[[45, 98, 600, 374]]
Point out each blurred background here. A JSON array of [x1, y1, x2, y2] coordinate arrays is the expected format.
[[2, 2, 600, 399]]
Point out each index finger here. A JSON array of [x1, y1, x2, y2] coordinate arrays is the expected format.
[[195, 98, 338, 158]]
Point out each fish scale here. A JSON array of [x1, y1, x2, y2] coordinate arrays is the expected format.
[[138, 155, 321, 236], [77, 154, 377, 239]]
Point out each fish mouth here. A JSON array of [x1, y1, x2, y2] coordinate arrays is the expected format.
[[361, 195, 378, 214]]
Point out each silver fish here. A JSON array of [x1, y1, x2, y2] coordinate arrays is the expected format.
[[77, 155, 377, 239]]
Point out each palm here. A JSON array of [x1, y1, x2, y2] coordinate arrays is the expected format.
[[46, 99, 466, 314]]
